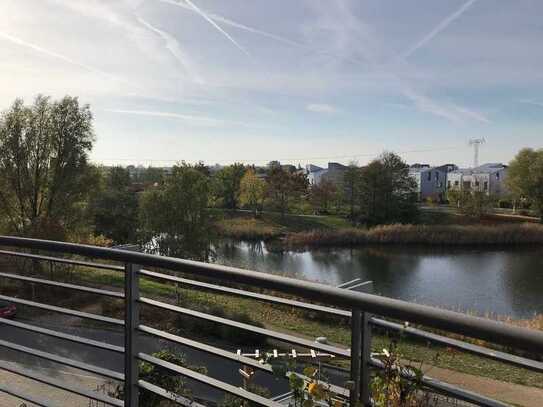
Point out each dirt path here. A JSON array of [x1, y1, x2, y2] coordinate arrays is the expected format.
[[424, 365, 543, 407]]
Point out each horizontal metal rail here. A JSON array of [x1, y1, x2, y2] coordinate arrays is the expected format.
[[138, 352, 282, 407], [0, 382, 55, 407], [0, 317, 124, 353], [0, 293, 124, 326], [0, 271, 124, 298], [138, 380, 207, 407], [0, 236, 542, 407], [0, 360, 123, 406], [138, 324, 273, 374], [0, 248, 123, 271], [139, 296, 350, 358], [0, 338, 123, 381], [2, 247, 535, 373], [1, 236, 539, 354], [139, 268, 350, 317], [2, 248, 537, 374], [142, 267, 543, 374], [371, 318, 543, 373]]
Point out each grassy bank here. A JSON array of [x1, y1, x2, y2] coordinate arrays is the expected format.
[[214, 211, 543, 248], [214, 211, 351, 240]]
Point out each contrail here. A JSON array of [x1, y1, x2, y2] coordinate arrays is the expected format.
[[0, 31, 125, 84], [401, 0, 477, 59], [182, 0, 251, 57], [105, 108, 247, 127], [136, 16, 205, 84], [158, 0, 304, 48]]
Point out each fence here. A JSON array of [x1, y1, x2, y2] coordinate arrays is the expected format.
[[0, 236, 541, 406]]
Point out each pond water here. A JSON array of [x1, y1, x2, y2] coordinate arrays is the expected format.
[[212, 240, 543, 318]]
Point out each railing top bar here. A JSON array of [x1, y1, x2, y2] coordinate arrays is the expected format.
[[1, 236, 542, 353], [0, 249, 124, 271]]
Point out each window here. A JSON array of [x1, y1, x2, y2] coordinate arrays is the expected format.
[[435, 172, 439, 181], [447, 181, 451, 189], [484, 181, 488, 191], [427, 172, 432, 181], [454, 181, 459, 186], [496, 172, 500, 180]]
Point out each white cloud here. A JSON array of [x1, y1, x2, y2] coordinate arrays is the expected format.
[[306, 103, 338, 114]]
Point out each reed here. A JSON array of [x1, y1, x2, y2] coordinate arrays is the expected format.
[[284, 223, 543, 248]]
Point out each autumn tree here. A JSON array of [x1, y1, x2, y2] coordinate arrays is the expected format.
[[266, 166, 308, 216], [0, 95, 96, 239], [507, 148, 543, 222], [239, 168, 266, 216]]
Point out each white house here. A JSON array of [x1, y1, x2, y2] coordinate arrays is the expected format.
[[447, 163, 508, 197]]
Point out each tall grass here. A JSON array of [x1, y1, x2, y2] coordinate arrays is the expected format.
[[215, 218, 281, 240], [284, 223, 543, 248]]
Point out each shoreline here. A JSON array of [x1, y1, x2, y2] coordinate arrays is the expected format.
[[215, 220, 543, 249]]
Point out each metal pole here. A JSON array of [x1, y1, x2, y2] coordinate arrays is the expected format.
[[124, 263, 139, 406], [360, 312, 372, 406], [349, 309, 362, 406]]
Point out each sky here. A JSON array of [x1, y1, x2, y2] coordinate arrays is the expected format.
[[1, 0, 542, 168]]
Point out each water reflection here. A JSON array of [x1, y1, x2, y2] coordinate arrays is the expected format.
[[212, 240, 543, 318]]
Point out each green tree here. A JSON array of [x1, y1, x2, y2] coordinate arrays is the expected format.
[[0, 95, 95, 239], [266, 166, 308, 216], [139, 163, 212, 260], [239, 169, 266, 216], [447, 189, 494, 219], [358, 152, 418, 225], [507, 148, 543, 222], [343, 163, 360, 222], [90, 166, 138, 244], [309, 179, 337, 214], [215, 163, 245, 209]]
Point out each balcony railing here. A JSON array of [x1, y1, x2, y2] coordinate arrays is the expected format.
[[0, 235, 541, 406]]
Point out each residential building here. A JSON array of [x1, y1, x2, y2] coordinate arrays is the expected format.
[[447, 163, 508, 197], [306, 162, 348, 186], [409, 164, 452, 202]]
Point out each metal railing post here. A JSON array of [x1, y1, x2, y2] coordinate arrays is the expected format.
[[124, 263, 140, 406], [360, 312, 372, 406], [349, 309, 362, 406]]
